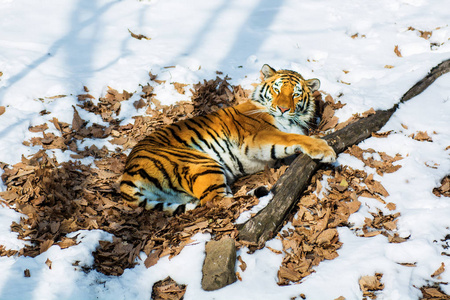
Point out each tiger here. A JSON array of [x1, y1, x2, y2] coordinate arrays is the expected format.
[[120, 64, 336, 214]]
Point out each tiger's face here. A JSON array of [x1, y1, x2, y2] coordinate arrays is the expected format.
[[252, 64, 320, 130]]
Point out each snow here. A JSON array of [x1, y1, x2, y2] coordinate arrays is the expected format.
[[0, 0, 449, 299]]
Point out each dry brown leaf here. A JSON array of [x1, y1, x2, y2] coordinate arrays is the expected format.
[[411, 131, 433, 142], [383, 220, 397, 231], [57, 237, 78, 249], [0, 106, 5, 116], [145, 250, 162, 269], [359, 274, 384, 295], [40, 240, 54, 254], [278, 266, 302, 282], [133, 99, 147, 110], [45, 258, 52, 269], [109, 137, 128, 145], [24, 269, 31, 277], [433, 176, 450, 197], [388, 233, 408, 243], [128, 29, 151, 40], [172, 82, 188, 94], [72, 106, 85, 131], [431, 262, 445, 278], [238, 255, 247, 271], [422, 287, 449, 298], [372, 130, 392, 138], [394, 45, 402, 57], [347, 200, 361, 214], [266, 246, 282, 255], [29, 123, 49, 133], [385, 202, 396, 211]]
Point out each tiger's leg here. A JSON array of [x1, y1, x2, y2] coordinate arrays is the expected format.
[[244, 130, 336, 163], [185, 162, 234, 206]]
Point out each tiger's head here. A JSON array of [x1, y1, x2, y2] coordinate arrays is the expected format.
[[252, 64, 320, 130]]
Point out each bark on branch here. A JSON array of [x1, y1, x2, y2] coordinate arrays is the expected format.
[[238, 59, 450, 245]]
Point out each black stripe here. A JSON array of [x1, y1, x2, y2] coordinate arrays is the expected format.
[[261, 118, 278, 130], [167, 127, 190, 147], [199, 183, 227, 201], [271, 145, 277, 160], [223, 141, 245, 175], [133, 155, 182, 192], [190, 137, 203, 149], [190, 119, 226, 153], [191, 169, 224, 183], [229, 107, 247, 132], [144, 147, 211, 161], [185, 123, 210, 148], [154, 203, 164, 211], [121, 192, 138, 202], [124, 163, 141, 173], [152, 131, 171, 144], [233, 108, 260, 124], [120, 180, 137, 188], [173, 204, 186, 215], [136, 169, 163, 190]]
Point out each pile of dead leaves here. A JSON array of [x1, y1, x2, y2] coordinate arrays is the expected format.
[[0, 74, 262, 276], [151, 277, 187, 300], [276, 142, 405, 285]]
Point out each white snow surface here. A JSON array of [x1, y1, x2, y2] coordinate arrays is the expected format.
[[1, 0, 450, 299]]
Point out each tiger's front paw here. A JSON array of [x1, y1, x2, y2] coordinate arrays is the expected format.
[[302, 138, 336, 163]]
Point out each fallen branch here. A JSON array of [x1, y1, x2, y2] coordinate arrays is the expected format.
[[238, 58, 450, 245]]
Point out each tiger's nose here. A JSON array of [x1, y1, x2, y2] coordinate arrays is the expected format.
[[278, 106, 290, 114]]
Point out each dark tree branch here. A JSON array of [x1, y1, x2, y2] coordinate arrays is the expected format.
[[238, 58, 450, 245]]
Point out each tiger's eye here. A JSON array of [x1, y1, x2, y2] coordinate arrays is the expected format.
[[273, 86, 280, 94]]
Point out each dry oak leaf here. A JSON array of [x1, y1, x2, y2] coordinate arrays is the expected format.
[[72, 105, 85, 131], [431, 262, 445, 278], [421, 287, 450, 299], [410, 131, 433, 142], [0, 106, 5, 116], [394, 45, 402, 57], [386, 202, 396, 211], [145, 249, 162, 269], [359, 274, 384, 293], [45, 258, 52, 269], [28, 123, 49, 133], [172, 82, 188, 94], [40, 240, 54, 254], [238, 255, 247, 271], [128, 29, 151, 40]]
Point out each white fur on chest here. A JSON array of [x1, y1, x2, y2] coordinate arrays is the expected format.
[[274, 117, 306, 135]]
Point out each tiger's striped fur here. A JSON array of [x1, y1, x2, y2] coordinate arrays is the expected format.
[[120, 64, 336, 213]]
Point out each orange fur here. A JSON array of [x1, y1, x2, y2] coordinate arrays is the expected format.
[[120, 65, 335, 214]]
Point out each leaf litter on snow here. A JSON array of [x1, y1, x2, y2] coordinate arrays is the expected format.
[[0, 70, 444, 297], [0, 74, 259, 276]]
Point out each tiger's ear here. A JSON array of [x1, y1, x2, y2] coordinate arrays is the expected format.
[[261, 64, 277, 79], [306, 78, 320, 92]]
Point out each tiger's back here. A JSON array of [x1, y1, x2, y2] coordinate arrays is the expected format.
[[120, 65, 336, 213]]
